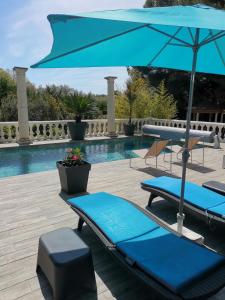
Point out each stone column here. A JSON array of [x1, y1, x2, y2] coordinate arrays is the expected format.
[[105, 76, 117, 137], [215, 112, 218, 123], [220, 113, 223, 123], [196, 112, 199, 121], [13, 67, 32, 145], [209, 113, 212, 122]]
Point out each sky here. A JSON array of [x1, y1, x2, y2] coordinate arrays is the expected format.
[[1, 0, 143, 94]]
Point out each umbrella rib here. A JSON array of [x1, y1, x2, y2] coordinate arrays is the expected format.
[[147, 25, 192, 47], [209, 30, 225, 67], [201, 32, 213, 43], [187, 28, 195, 43], [199, 30, 225, 46], [147, 27, 182, 66], [32, 24, 148, 67], [168, 43, 190, 47]]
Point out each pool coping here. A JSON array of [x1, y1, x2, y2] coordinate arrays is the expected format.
[[0, 135, 144, 150]]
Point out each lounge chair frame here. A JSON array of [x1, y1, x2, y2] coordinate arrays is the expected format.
[[141, 184, 225, 229], [70, 198, 225, 300], [130, 139, 172, 172], [176, 136, 205, 166]]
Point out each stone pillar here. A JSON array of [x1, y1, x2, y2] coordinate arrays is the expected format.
[[220, 113, 223, 123], [105, 76, 117, 137], [215, 112, 218, 123], [196, 112, 199, 121], [209, 113, 212, 122], [13, 67, 32, 145]]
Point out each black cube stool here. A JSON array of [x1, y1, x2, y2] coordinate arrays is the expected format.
[[36, 227, 96, 300]]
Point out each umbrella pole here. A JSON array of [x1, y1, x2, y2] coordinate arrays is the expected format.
[[177, 29, 200, 235]]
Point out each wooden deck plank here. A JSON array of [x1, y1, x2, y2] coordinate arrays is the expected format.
[[0, 144, 225, 299]]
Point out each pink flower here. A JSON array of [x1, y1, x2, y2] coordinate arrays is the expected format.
[[71, 155, 79, 160], [66, 148, 72, 153]]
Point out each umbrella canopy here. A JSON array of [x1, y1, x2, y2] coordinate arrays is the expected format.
[[31, 4, 225, 234], [31, 4, 225, 74]]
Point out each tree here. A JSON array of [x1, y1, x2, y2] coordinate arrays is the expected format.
[[64, 92, 98, 120], [124, 78, 137, 124], [0, 69, 16, 102], [144, 0, 225, 8], [115, 71, 177, 119], [96, 100, 107, 117], [0, 95, 17, 121], [136, 0, 225, 119], [0, 69, 107, 122], [150, 80, 177, 119], [116, 71, 153, 120]]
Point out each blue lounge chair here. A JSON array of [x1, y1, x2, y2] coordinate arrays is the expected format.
[[141, 176, 225, 228], [68, 192, 225, 299]]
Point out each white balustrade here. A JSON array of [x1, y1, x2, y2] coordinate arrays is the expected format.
[[149, 118, 225, 141], [0, 122, 19, 143], [1, 117, 225, 144]]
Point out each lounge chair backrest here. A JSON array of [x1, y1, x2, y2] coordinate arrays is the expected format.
[[178, 137, 201, 154], [187, 137, 201, 150], [144, 139, 169, 159]]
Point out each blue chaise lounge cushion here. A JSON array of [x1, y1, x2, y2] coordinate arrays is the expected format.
[[69, 191, 225, 293], [142, 176, 225, 211], [117, 227, 224, 292], [208, 202, 225, 218], [69, 192, 159, 244]]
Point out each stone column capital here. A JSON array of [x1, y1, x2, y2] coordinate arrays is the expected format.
[[13, 67, 28, 75], [104, 76, 117, 82]]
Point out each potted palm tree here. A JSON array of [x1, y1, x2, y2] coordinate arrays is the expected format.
[[66, 92, 94, 140], [57, 147, 91, 194], [123, 78, 136, 136]]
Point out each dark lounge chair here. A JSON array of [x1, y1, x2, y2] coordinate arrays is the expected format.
[[141, 176, 225, 228], [68, 192, 225, 300]]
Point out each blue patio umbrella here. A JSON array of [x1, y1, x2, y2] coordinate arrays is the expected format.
[[31, 4, 225, 234]]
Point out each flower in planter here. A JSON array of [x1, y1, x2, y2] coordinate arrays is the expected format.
[[63, 147, 84, 167]]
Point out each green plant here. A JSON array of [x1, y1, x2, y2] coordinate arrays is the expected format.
[[116, 70, 153, 120], [124, 70, 151, 124], [96, 100, 107, 117], [64, 92, 96, 122], [150, 80, 177, 119], [144, 0, 225, 8], [125, 78, 136, 125], [62, 147, 84, 166]]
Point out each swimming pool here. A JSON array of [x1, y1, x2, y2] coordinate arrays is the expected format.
[[0, 136, 157, 178]]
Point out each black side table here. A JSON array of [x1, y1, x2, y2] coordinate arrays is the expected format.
[[37, 227, 96, 300]]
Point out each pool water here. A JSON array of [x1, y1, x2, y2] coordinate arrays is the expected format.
[[0, 136, 159, 178]]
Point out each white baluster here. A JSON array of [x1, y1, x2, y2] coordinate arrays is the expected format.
[[3, 125, 8, 142], [98, 120, 103, 136], [7, 125, 12, 142], [37, 123, 42, 140], [56, 123, 60, 139], [49, 123, 53, 139], [61, 122, 66, 139], [102, 120, 107, 135], [90, 121, 93, 137], [42, 123, 47, 140], [15, 124, 19, 142], [0, 124, 3, 143]]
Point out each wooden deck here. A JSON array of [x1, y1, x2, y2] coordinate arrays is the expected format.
[[1, 144, 225, 300]]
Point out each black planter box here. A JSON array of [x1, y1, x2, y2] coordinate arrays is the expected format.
[[124, 123, 135, 136], [68, 122, 87, 140], [57, 161, 91, 194]]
